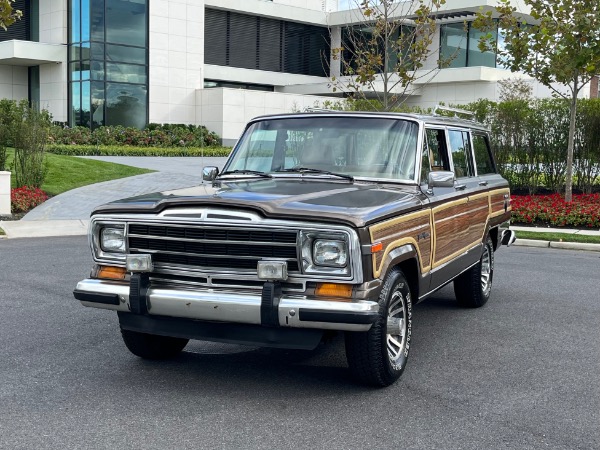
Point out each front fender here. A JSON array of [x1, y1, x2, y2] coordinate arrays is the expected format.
[[378, 244, 419, 280]]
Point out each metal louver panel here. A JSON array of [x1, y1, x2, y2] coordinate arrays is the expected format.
[[0, 0, 30, 42], [283, 23, 329, 77], [204, 8, 328, 77], [258, 17, 281, 72], [229, 12, 258, 70], [205, 8, 228, 66]]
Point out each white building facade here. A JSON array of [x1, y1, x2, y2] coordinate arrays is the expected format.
[[0, 0, 594, 145]]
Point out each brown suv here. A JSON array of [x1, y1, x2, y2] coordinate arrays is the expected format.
[[74, 111, 515, 387]]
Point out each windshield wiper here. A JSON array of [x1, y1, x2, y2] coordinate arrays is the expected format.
[[280, 167, 354, 182], [219, 169, 272, 178]]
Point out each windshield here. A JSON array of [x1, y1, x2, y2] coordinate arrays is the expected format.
[[223, 116, 419, 182]]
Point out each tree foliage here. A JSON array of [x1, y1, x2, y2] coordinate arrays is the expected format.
[[474, 0, 600, 201], [0, 0, 22, 31], [330, 0, 448, 111]]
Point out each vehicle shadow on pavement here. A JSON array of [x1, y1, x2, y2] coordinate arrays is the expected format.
[[146, 334, 364, 391]]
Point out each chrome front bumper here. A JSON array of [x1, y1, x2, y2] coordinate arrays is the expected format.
[[74, 278, 379, 332]]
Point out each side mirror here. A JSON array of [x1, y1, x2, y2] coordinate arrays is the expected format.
[[427, 171, 455, 189], [202, 166, 219, 182]]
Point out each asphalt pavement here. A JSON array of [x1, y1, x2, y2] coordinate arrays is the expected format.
[[0, 156, 598, 251], [0, 239, 598, 449]]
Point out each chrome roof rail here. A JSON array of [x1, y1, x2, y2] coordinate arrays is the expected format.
[[433, 105, 475, 118], [303, 107, 338, 113]]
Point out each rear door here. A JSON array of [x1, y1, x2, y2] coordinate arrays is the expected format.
[[472, 132, 510, 223]]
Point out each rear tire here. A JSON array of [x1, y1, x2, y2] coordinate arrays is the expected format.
[[345, 268, 412, 387], [120, 328, 189, 359], [454, 236, 494, 308]]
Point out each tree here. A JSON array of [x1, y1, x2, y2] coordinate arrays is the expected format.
[[329, 0, 449, 111], [0, 0, 21, 31], [475, 0, 600, 202]]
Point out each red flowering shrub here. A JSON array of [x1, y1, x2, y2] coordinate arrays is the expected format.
[[511, 194, 600, 228], [11, 186, 48, 213]]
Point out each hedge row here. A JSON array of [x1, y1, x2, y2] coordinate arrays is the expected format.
[[465, 98, 600, 194], [46, 145, 232, 157], [48, 123, 221, 148]]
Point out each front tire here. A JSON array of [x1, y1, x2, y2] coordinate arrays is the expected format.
[[120, 328, 189, 359], [345, 268, 412, 387], [454, 236, 494, 308]]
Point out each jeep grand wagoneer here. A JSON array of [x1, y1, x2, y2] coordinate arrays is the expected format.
[[74, 111, 515, 387]]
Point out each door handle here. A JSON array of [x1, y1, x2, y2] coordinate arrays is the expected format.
[[479, 181, 488, 186], [455, 184, 467, 190]]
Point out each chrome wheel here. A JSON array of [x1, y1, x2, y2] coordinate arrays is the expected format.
[[386, 289, 407, 365], [480, 244, 493, 296]]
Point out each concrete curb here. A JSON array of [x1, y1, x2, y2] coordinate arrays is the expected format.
[[513, 239, 550, 248], [513, 239, 600, 252]]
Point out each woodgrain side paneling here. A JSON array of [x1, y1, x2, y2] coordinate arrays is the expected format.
[[369, 210, 432, 278], [369, 188, 511, 278], [432, 194, 490, 268], [490, 188, 511, 218]]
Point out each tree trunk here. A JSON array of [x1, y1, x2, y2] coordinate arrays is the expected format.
[[565, 78, 578, 203]]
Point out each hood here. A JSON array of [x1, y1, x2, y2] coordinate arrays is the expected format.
[[92, 178, 424, 228]]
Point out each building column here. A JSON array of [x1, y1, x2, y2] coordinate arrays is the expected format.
[[149, 0, 205, 125], [329, 26, 342, 78]]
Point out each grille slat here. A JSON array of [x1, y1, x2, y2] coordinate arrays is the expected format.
[[128, 224, 299, 273]]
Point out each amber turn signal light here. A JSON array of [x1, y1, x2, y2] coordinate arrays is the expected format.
[[97, 265, 127, 280], [315, 283, 353, 299], [371, 242, 383, 253]]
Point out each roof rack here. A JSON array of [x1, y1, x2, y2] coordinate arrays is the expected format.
[[433, 105, 475, 118], [303, 107, 337, 113]]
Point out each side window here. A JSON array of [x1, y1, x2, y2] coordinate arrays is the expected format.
[[472, 133, 496, 175], [447, 130, 474, 178], [425, 128, 450, 172]]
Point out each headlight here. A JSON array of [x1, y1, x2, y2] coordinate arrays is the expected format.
[[100, 227, 125, 252], [300, 231, 351, 277], [313, 239, 348, 267]]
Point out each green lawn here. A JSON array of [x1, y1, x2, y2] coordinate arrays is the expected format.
[[516, 230, 600, 244], [5, 149, 152, 196]]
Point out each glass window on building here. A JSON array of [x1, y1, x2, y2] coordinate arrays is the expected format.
[[496, 27, 508, 69], [105, 0, 147, 47], [342, 25, 414, 76], [69, 0, 148, 129], [440, 23, 467, 68], [105, 83, 147, 129], [440, 21, 501, 69], [468, 25, 497, 67]]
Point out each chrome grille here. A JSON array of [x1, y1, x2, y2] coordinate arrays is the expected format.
[[127, 223, 299, 273]]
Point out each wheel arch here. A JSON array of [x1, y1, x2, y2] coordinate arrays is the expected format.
[[488, 226, 499, 251], [379, 244, 421, 305]]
